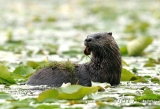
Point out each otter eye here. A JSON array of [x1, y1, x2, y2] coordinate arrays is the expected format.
[[95, 35, 100, 39]]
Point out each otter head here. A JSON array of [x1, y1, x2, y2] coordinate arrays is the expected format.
[[84, 32, 114, 55]]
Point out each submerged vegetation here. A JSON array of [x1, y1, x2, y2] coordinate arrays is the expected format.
[[0, 0, 160, 109]]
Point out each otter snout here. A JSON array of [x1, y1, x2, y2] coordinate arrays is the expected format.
[[85, 38, 92, 42]]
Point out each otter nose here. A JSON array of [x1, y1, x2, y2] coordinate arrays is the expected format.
[[85, 38, 92, 42]]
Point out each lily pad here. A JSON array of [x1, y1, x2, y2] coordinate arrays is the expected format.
[[37, 85, 99, 101], [121, 68, 135, 81], [144, 62, 155, 67], [142, 88, 153, 94], [124, 21, 150, 33], [135, 88, 160, 101], [8, 99, 35, 109], [26, 61, 40, 69], [12, 66, 36, 78], [151, 77, 160, 84], [0, 64, 16, 85], [129, 103, 144, 107], [132, 67, 137, 74], [120, 45, 128, 55], [0, 92, 14, 100], [135, 94, 160, 101], [36, 104, 60, 109], [130, 76, 148, 83], [127, 37, 153, 56], [153, 106, 160, 109], [98, 104, 122, 109], [7, 28, 13, 42], [57, 85, 99, 100], [37, 89, 59, 102]]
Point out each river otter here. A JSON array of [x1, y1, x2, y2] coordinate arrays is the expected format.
[[27, 32, 122, 87]]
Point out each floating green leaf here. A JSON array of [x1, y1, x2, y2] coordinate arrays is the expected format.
[[0, 64, 16, 85], [121, 68, 135, 81], [26, 61, 40, 69], [148, 58, 158, 64], [135, 88, 160, 101], [144, 62, 155, 67], [153, 106, 160, 109], [135, 94, 160, 101], [36, 104, 60, 109], [33, 15, 42, 22], [7, 99, 35, 109], [143, 88, 153, 94], [37, 89, 59, 102], [130, 76, 148, 83], [132, 67, 137, 74], [7, 28, 13, 42], [127, 37, 153, 56], [12, 66, 36, 77], [151, 77, 160, 84], [98, 104, 122, 109], [57, 85, 99, 100], [124, 21, 150, 33], [37, 85, 99, 101], [0, 92, 14, 100], [129, 103, 144, 107], [120, 45, 128, 55], [46, 16, 57, 22]]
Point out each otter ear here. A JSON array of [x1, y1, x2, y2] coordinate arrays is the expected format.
[[107, 32, 112, 36]]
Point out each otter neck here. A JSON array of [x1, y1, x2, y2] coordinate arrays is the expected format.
[[89, 45, 120, 70], [90, 53, 108, 70]]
